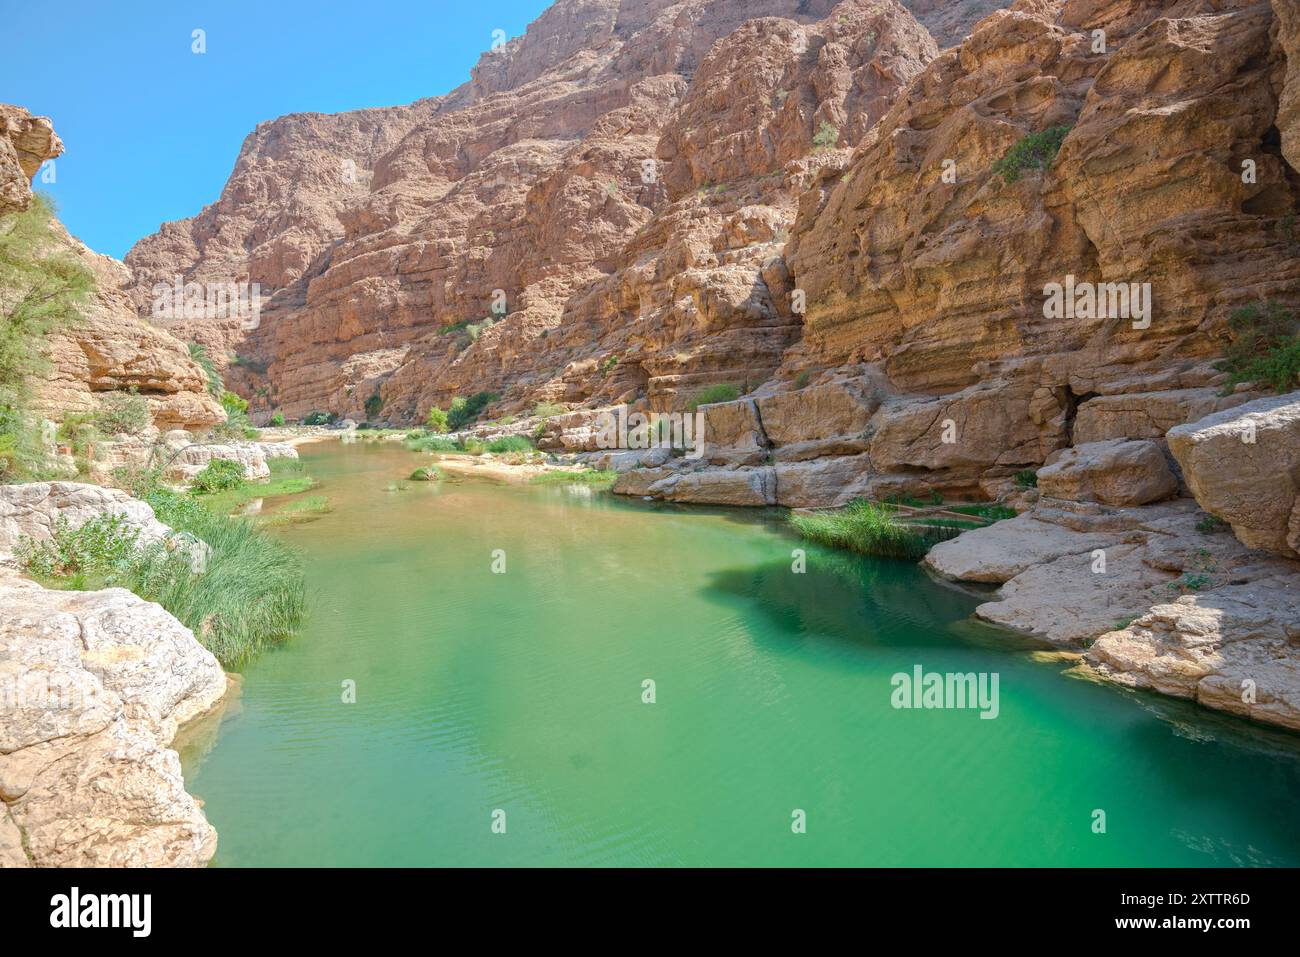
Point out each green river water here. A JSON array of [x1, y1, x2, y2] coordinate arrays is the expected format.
[[180, 440, 1300, 866]]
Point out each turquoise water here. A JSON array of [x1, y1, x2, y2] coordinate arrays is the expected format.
[[181, 441, 1300, 866]]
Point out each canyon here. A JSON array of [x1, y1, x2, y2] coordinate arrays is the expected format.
[[3, 0, 1300, 865], [120, 0, 1300, 729]]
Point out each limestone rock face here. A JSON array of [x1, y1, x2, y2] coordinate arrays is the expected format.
[[0, 569, 228, 866], [1037, 438, 1178, 506], [1275, 0, 1300, 174], [0, 482, 175, 561], [162, 442, 273, 484], [1167, 391, 1300, 557]]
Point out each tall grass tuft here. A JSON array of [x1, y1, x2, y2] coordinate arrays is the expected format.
[[790, 499, 944, 560], [486, 435, 532, 453], [139, 488, 306, 665]]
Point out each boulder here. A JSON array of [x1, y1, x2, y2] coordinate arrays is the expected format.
[[0, 482, 174, 562], [1037, 439, 1178, 507], [0, 569, 228, 866], [755, 379, 879, 447], [1088, 579, 1300, 731], [163, 443, 271, 484], [1071, 388, 1249, 444], [701, 399, 768, 466], [1167, 391, 1300, 557]]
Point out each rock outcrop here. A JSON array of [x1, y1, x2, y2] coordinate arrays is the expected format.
[[0, 484, 229, 867], [162, 442, 273, 484], [123, 0, 956, 422], [0, 104, 224, 437], [0, 569, 228, 866], [0, 105, 60, 216], [1167, 390, 1300, 558]]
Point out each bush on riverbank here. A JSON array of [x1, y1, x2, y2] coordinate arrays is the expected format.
[[192, 458, 246, 493], [16, 487, 306, 664], [405, 433, 461, 452], [142, 487, 306, 664], [486, 435, 532, 453], [790, 499, 950, 560], [529, 468, 617, 488]]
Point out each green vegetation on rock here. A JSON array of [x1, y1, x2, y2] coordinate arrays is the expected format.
[[1215, 301, 1300, 394], [790, 499, 956, 560], [992, 126, 1071, 184], [686, 382, 740, 411], [0, 195, 95, 479]]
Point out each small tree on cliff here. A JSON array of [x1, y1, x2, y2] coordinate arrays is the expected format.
[[0, 194, 94, 478], [0, 194, 94, 395]]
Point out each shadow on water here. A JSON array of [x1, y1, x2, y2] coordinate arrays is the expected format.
[[699, 543, 1300, 862], [700, 547, 1048, 659]]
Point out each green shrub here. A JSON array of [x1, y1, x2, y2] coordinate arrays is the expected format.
[[425, 406, 450, 433], [1013, 469, 1038, 489], [487, 435, 532, 453], [188, 343, 223, 397], [17, 514, 142, 586], [447, 391, 499, 430], [0, 195, 94, 395], [56, 413, 99, 455], [466, 318, 495, 342], [532, 400, 566, 419], [529, 469, 617, 488], [405, 434, 461, 452], [364, 390, 384, 420], [813, 120, 840, 152], [790, 499, 944, 560], [219, 390, 249, 415], [599, 354, 619, 378], [992, 126, 1071, 184], [1214, 301, 1300, 394], [94, 390, 151, 436], [192, 458, 247, 494], [686, 383, 740, 411], [269, 412, 286, 427], [1195, 514, 1229, 533], [303, 411, 337, 426]]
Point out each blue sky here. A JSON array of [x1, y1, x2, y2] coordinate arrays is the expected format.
[[4, 0, 552, 258]]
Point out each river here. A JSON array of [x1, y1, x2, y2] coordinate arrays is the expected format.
[[181, 440, 1300, 866]]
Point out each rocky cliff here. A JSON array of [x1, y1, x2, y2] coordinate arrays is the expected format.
[[0, 104, 223, 437], [123, 0, 989, 422]]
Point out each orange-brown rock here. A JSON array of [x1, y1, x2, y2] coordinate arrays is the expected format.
[[124, 0, 949, 423], [1, 104, 223, 435], [0, 105, 60, 215]]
